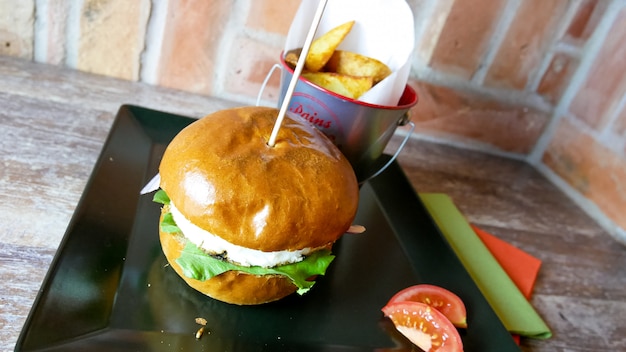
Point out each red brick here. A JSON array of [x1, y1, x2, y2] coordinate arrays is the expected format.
[[223, 37, 283, 102], [564, 0, 606, 44], [429, 0, 507, 79], [77, 0, 150, 80], [570, 7, 626, 130], [157, 0, 233, 95], [485, 0, 568, 90], [411, 80, 549, 154], [542, 118, 626, 230], [246, 0, 300, 35], [537, 52, 579, 104]]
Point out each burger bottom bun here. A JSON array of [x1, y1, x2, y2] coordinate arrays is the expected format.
[[159, 210, 298, 305]]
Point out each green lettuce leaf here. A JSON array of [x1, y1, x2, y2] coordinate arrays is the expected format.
[[153, 189, 180, 233], [176, 242, 335, 295], [160, 212, 181, 233], [153, 189, 170, 205]]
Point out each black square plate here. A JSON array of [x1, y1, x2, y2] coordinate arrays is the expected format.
[[15, 105, 520, 351]]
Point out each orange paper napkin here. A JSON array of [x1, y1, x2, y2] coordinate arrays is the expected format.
[[471, 225, 542, 300]]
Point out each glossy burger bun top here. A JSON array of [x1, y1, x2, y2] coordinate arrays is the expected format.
[[159, 106, 359, 252]]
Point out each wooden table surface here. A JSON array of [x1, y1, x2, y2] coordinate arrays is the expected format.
[[1, 56, 624, 351]]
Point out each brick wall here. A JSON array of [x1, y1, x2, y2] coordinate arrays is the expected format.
[[1, 0, 624, 243]]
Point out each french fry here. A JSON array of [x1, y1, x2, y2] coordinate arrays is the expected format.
[[302, 72, 373, 99], [282, 20, 393, 100], [284, 48, 301, 68], [324, 50, 392, 84], [305, 21, 355, 72]]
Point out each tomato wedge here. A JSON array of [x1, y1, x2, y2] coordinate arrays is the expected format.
[[387, 284, 467, 328], [382, 301, 463, 352]]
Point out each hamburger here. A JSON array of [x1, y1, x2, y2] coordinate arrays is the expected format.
[[153, 106, 359, 305]]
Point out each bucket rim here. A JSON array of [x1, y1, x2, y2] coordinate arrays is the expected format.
[[279, 51, 418, 111]]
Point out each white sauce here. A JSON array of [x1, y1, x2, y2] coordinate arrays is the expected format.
[[169, 202, 312, 268]]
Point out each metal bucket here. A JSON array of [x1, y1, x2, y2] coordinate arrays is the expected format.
[[258, 54, 418, 183]]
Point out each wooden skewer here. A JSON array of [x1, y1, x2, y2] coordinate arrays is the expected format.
[[267, 0, 329, 147]]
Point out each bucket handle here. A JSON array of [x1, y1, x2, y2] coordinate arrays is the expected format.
[[360, 119, 415, 184], [256, 63, 282, 107]]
